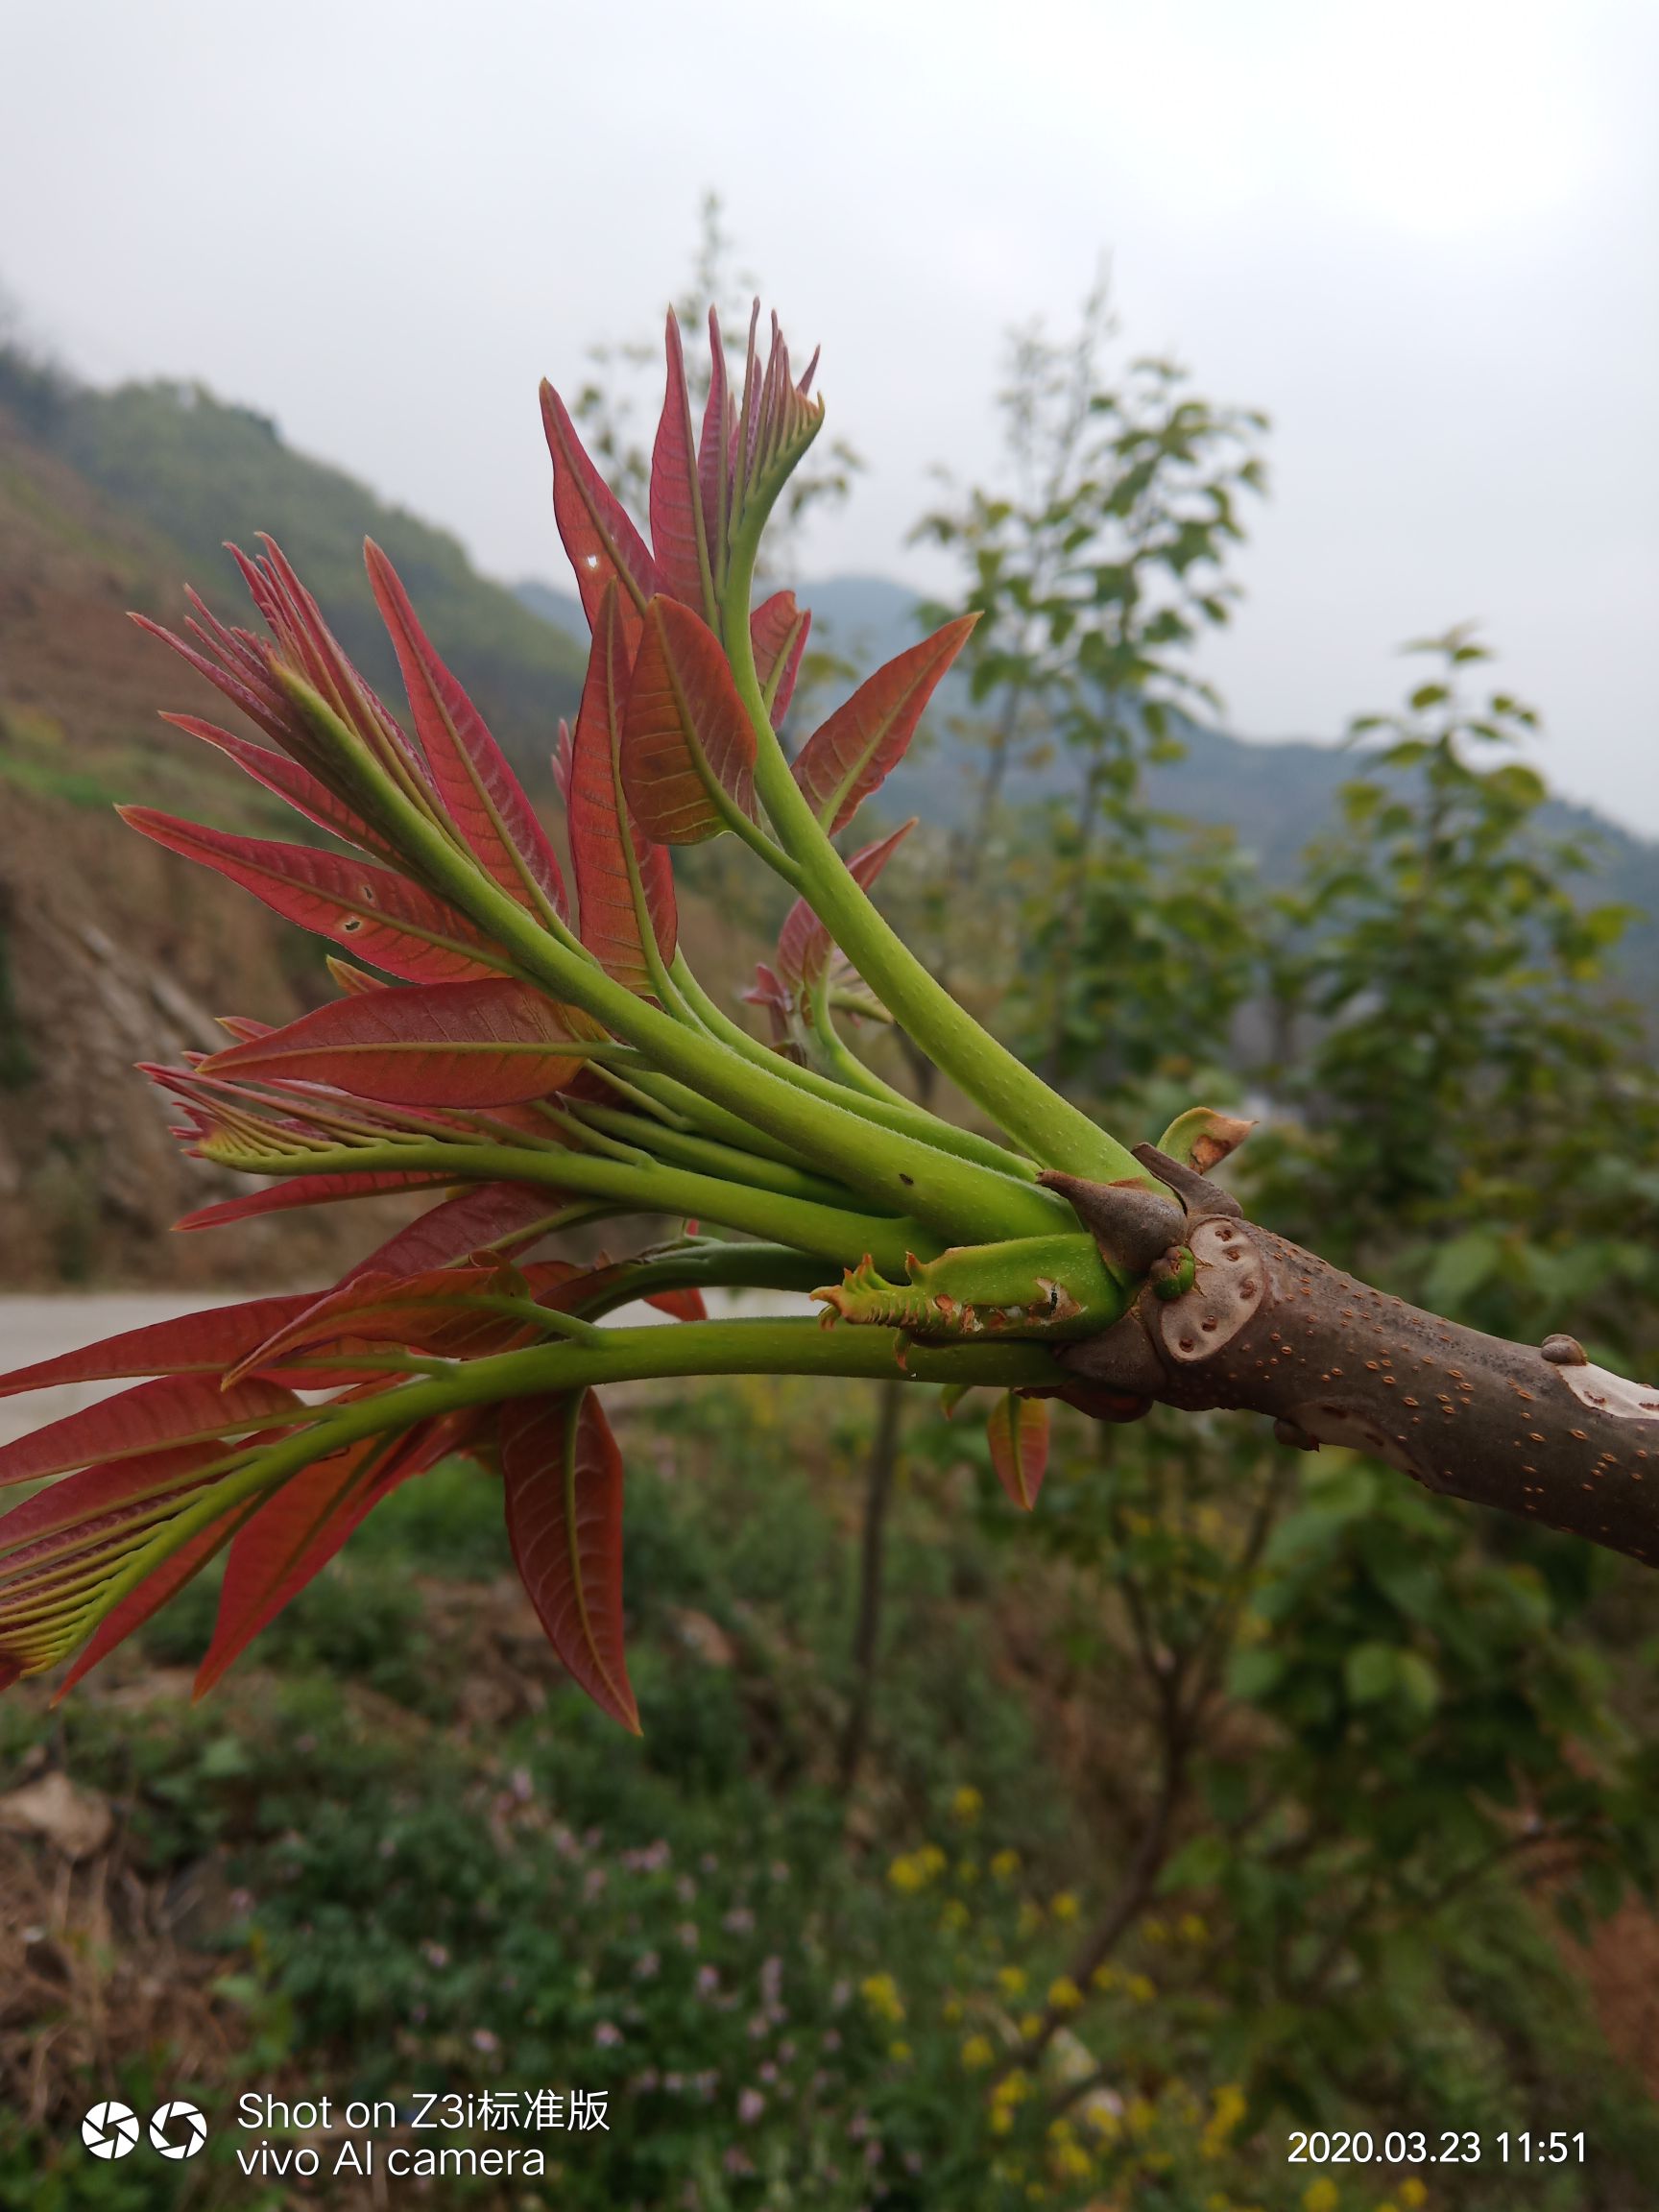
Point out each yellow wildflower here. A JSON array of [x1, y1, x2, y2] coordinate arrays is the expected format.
[[991, 2106, 1015, 2135], [918, 1842, 948, 1879], [1126, 2096, 1157, 2137], [1180, 1911, 1209, 1944], [887, 1854, 927, 1894], [1398, 2189, 1427, 2212], [997, 1964, 1028, 1998], [1051, 1889, 1080, 1921], [1202, 2081, 1247, 2158], [1020, 2011, 1044, 2038], [993, 2070, 1029, 2106], [1051, 2140, 1094, 2180], [939, 1899, 970, 1933], [1091, 1961, 1121, 1991], [1047, 1976, 1083, 2011], [960, 2033, 997, 2070], [1302, 2182, 1339, 2212], [951, 1784, 984, 1823], [991, 1848, 1021, 1882], [1018, 1900, 1045, 1936], [958, 1857, 981, 1886], [888, 2039, 913, 2063], [942, 1995, 963, 2024], [1142, 1916, 1169, 1944], [1126, 1973, 1156, 2004], [859, 1972, 904, 2024]]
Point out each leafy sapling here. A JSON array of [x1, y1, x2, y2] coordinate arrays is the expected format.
[[0, 307, 1655, 1736]]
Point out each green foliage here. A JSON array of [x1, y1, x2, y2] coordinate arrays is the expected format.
[[913, 280, 1266, 1103], [1252, 630, 1659, 1366]]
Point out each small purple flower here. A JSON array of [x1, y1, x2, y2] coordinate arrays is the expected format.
[[634, 1950, 661, 1981], [823, 2029, 842, 2053], [737, 2088, 766, 2124], [470, 2028, 499, 2055], [421, 1942, 449, 1970], [758, 2061, 779, 2084], [583, 1866, 608, 1902], [675, 1874, 698, 1904], [593, 2021, 623, 2048], [723, 1907, 756, 1936], [677, 1921, 700, 1950], [759, 1955, 783, 2005], [696, 1964, 721, 1997]]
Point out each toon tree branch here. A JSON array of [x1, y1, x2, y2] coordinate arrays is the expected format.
[[1043, 1147, 1659, 1570]]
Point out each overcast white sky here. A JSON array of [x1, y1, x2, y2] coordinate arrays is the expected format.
[[3, 0, 1656, 827]]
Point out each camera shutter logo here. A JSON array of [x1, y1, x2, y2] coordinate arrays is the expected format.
[[82, 2103, 141, 2160], [149, 2100, 208, 2160]]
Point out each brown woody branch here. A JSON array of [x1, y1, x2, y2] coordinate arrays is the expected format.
[[1041, 1147, 1659, 1569]]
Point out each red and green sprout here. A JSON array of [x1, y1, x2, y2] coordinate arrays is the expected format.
[[0, 309, 1300, 1726]]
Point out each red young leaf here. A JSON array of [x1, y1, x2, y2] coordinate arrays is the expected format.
[[0, 1296, 317, 1401], [751, 591, 811, 723], [0, 1375, 305, 1490], [365, 542, 568, 918], [201, 977, 602, 1107], [0, 1443, 256, 1682], [644, 1287, 708, 1322], [0, 1442, 234, 1576], [325, 955, 390, 997], [553, 717, 575, 805], [193, 1416, 469, 1695], [238, 538, 428, 781], [621, 597, 757, 846], [501, 1390, 639, 1732], [539, 381, 660, 631], [120, 808, 504, 985], [175, 1169, 461, 1234], [134, 604, 304, 763], [987, 1391, 1050, 1512], [698, 308, 736, 578], [162, 715, 394, 856], [649, 314, 710, 611], [227, 1262, 523, 1382], [52, 1501, 253, 1697], [570, 582, 678, 989], [792, 615, 977, 832], [345, 1182, 569, 1285], [732, 311, 825, 528], [777, 819, 916, 995]]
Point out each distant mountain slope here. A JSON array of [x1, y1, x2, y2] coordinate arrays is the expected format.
[[547, 568, 1656, 961], [0, 372, 757, 1284], [32, 373, 586, 780]]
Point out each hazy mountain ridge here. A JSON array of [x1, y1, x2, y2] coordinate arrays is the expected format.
[[4, 352, 587, 781], [515, 569, 1659, 955]]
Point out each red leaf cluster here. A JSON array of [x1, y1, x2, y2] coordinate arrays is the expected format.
[[0, 303, 971, 1728]]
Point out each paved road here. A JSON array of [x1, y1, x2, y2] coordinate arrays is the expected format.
[[0, 1286, 811, 1448]]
